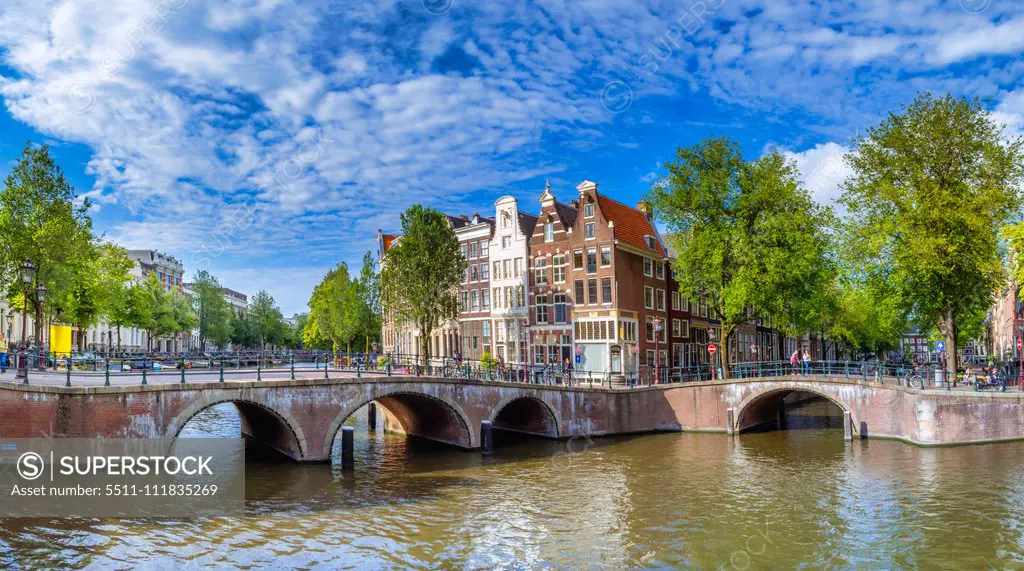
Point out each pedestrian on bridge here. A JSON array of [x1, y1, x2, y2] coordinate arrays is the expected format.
[[791, 349, 800, 375], [0, 333, 7, 373], [802, 349, 811, 376]]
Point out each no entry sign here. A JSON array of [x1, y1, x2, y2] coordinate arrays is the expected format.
[[1018, 338, 1022, 351], [708, 344, 717, 354]]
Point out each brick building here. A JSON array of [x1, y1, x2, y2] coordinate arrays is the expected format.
[[455, 214, 495, 360]]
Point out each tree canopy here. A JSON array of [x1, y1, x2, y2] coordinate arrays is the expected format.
[[380, 205, 462, 363], [647, 137, 835, 376], [840, 93, 1024, 375]]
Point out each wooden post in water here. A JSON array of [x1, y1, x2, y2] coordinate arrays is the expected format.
[[481, 420, 493, 454], [726, 408, 735, 436], [367, 402, 377, 432], [843, 411, 853, 441], [341, 426, 355, 470]]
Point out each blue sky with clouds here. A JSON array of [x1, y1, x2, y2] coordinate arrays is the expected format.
[[1, 0, 1022, 315]]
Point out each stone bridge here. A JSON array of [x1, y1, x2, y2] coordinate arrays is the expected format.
[[2, 375, 1023, 461]]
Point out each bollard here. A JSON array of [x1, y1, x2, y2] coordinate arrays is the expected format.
[[386, 360, 392, 376], [843, 411, 853, 441], [219, 359, 225, 383], [290, 355, 295, 380], [257, 359, 262, 382], [726, 407, 735, 436], [324, 359, 329, 379], [480, 420, 493, 454], [341, 426, 355, 470], [142, 364, 147, 386], [180, 358, 186, 384], [368, 402, 377, 431], [356, 362, 361, 378], [65, 358, 72, 387], [105, 358, 110, 387]]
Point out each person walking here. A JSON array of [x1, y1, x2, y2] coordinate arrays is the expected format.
[[562, 357, 574, 386], [790, 349, 800, 375], [0, 333, 8, 374], [802, 348, 811, 376]]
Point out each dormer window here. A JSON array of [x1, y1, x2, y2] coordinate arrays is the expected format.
[[584, 203, 594, 218], [644, 235, 656, 250], [502, 211, 511, 228]]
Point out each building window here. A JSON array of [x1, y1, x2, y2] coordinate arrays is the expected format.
[[553, 255, 566, 283], [671, 291, 680, 311], [574, 279, 585, 304], [643, 258, 653, 277], [493, 287, 501, 309], [462, 265, 469, 283], [600, 245, 611, 267], [573, 249, 583, 270], [554, 293, 568, 323], [601, 277, 612, 304], [644, 235, 656, 250], [480, 263, 489, 280], [682, 297, 690, 312], [471, 290, 479, 312], [536, 295, 549, 324], [502, 236, 511, 249], [646, 317, 655, 342], [587, 278, 598, 305], [514, 258, 522, 278], [470, 265, 479, 281], [586, 248, 597, 274], [482, 289, 491, 310], [655, 262, 664, 280], [544, 222, 554, 242], [461, 291, 469, 312], [516, 286, 525, 307], [502, 212, 511, 228], [584, 222, 595, 239], [656, 289, 666, 311], [534, 258, 548, 286], [481, 240, 489, 257], [534, 345, 545, 364], [493, 261, 501, 280], [469, 242, 478, 259], [672, 319, 681, 338], [644, 286, 654, 309], [584, 203, 594, 218], [505, 287, 513, 308], [503, 260, 511, 279]]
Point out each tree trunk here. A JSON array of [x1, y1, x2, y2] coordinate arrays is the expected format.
[[943, 308, 957, 381], [420, 326, 431, 369], [721, 328, 732, 379]]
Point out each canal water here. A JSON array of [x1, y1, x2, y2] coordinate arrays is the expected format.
[[2, 399, 1024, 570]]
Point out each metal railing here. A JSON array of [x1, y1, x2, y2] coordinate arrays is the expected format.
[[6, 350, 1020, 393]]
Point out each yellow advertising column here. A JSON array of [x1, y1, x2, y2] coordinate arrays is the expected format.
[[50, 324, 72, 357]]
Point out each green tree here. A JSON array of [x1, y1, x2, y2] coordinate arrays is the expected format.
[[355, 251, 382, 352], [0, 142, 94, 342], [647, 137, 835, 378], [248, 290, 286, 349], [60, 242, 134, 351], [139, 274, 176, 350], [171, 293, 198, 348], [191, 271, 232, 349], [109, 281, 149, 351], [306, 263, 359, 352], [230, 311, 258, 349], [841, 93, 1024, 377], [380, 205, 462, 364]]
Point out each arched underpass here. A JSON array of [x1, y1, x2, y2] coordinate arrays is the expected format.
[[175, 401, 305, 461], [736, 390, 846, 434], [491, 397, 560, 445]]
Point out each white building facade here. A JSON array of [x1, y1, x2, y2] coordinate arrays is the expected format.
[[488, 196, 535, 365]]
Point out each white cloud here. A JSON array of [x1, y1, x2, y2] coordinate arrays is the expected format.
[[779, 142, 853, 209]]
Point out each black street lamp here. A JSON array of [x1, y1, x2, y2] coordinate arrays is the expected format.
[[35, 284, 47, 370], [16, 260, 36, 381]]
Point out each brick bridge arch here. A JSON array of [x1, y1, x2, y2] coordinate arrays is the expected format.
[[167, 394, 310, 460], [731, 383, 858, 436], [489, 395, 562, 438], [322, 387, 477, 455]]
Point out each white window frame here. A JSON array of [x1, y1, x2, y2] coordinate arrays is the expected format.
[[644, 286, 654, 310], [584, 222, 596, 239], [644, 258, 653, 277]]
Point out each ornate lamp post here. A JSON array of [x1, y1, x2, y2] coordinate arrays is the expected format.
[[35, 284, 47, 370], [15, 260, 36, 381]]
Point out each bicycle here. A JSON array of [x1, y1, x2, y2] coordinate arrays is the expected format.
[[903, 366, 925, 389]]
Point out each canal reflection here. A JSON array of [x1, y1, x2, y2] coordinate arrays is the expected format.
[[2, 401, 1023, 569]]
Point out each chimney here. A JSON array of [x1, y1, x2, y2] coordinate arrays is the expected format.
[[472, 213, 480, 224], [637, 201, 653, 221]]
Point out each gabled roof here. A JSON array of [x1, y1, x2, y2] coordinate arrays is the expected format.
[[517, 211, 538, 238], [382, 234, 398, 252], [553, 201, 578, 230], [597, 195, 665, 256]]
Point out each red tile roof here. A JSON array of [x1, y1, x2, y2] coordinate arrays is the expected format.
[[382, 234, 398, 252], [597, 195, 665, 256]]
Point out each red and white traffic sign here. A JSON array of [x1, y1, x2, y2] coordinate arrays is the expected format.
[[1017, 338, 1022, 351], [708, 344, 717, 354]]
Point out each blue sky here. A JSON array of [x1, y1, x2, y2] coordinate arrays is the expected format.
[[1, 0, 1022, 315]]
